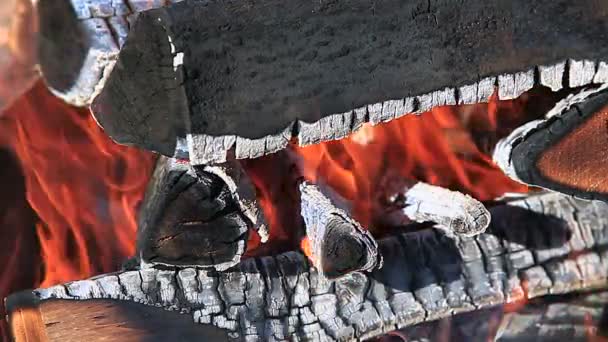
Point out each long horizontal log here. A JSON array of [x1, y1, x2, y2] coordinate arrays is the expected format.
[[391, 290, 608, 342], [9, 192, 608, 341], [38, 0, 608, 162], [493, 85, 608, 202]]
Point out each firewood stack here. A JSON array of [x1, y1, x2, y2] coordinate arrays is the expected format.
[[7, 0, 608, 341]]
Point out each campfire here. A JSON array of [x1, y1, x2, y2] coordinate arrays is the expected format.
[[2, 0, 608, 341]]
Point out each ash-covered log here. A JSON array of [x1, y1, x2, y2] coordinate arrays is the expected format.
[[138, 156, 263, 271], [389, 290, 608, 342], [299, 181, 381, 279], [494, 85, 608, 202], [9, 192, 608, 341], [398, 182, 491, 237], [43, 0, 607, 162]]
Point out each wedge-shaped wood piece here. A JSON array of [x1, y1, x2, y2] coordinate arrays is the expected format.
[[494, 86, 608, 202], [83, 0, 608, 162], [137, 156, 250, 271]]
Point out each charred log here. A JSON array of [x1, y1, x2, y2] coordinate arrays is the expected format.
[[36, 0, 176, 106], [137, 156, 251, 271], [494, 85, 608, 202], [398, 182, 491, 237], [11, 193, 608, 341], [388, 291, 608, 342], [50, 0, 608, 162], [299, 181, 381, 279]]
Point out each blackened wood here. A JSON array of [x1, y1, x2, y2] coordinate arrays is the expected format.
[[137, 156, 248, 271], [86, 0, 608, 160], [14, 193, 608, 341], [35, 0, 176, 106], [392, 291, 608, 342], [494, 86, 608, 202], [299, 181, 381, 279], [200, 161, 269, 243]]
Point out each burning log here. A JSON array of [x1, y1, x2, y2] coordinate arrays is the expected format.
[[299, 181, 381, 279], [36, 0, 175, 107], [391, 290, 608, 341], [137, 156, 266, 271], [397, 182, 491, 237], [36, 0, 608, 162], [8, 192, 608, 341], [494, 85, 608, 202]]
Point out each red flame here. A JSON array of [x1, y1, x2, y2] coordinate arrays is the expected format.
[[292, 93, 529, 231], [0, 81, 155, 288]]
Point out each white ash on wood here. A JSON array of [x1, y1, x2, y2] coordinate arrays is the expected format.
[[299, 181, 381, 279], [37, 0, 608, 162], [12, 192, 608, 341], [398, 182, 491, 237]]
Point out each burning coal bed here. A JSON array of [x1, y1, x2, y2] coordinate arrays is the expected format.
[[6, 0, 608, 341]]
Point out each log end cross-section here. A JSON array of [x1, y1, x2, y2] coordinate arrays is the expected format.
[[137, 156, 249, 271], [299, 181, 381, 279]]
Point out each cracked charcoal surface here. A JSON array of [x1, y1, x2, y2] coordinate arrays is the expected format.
[[87, 0, 608, 160], [33, 193, 608, 341]]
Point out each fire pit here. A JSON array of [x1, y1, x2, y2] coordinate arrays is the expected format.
[[3, 0, 608, 341]]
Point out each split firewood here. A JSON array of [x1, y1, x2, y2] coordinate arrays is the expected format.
[[8, 192, 608, 341], [36, 0, 176, 107], [394, 182, 491, 237], [138, 156, 266, 271], [34, 0, 608, 162], [493, 85, 608, 202], [299, 181, 381, 279]]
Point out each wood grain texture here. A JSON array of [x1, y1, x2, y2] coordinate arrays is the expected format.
[[10, 193, 608, 341], [299, 181, 381, 278], [86, 0, 608, 160], [137, 156, 249, 270], [7, 293, 230, 342]]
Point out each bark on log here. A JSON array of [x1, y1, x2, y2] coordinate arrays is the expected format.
[[299, 181, 381, 279], [9, 192, 608, 341], [57, 0, 608, 163], [137, 156, 250, 271], [400, 182, 491, 237], [494, 85, 608, 202]]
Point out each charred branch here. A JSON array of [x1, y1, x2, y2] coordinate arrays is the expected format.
[[494, 85, 608, 202], [137, 156, 252, 271], [13, 192, 608, 341], [299, 181, 381, 279], [400, 182, 491, 237], [38, 0, 608, 161]]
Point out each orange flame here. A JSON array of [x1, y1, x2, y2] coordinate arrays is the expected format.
[[300, 236, 314, 263], [292, 93, 530, 231], [0, 81, 155, 287]]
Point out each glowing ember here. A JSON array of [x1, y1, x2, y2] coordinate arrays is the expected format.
[[0, 81, 155, 287], [300, 236, 314, 263]]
